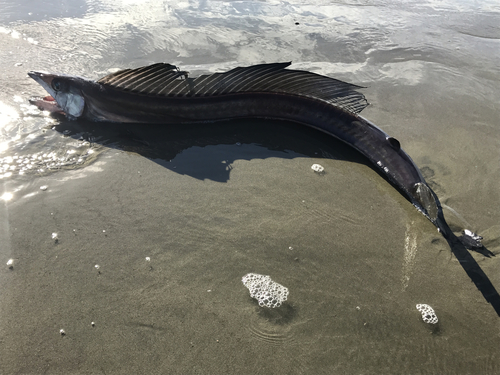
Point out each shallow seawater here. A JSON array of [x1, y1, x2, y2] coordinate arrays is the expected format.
[[1, 0, 499, 373]]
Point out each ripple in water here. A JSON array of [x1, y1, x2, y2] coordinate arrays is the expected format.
[[0, 128, 105, 180], [245, 302, 298, 346]]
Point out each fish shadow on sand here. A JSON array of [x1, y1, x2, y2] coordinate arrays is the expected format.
[[52, 117, 372, 182]]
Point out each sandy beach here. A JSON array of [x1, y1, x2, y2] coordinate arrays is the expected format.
[[1, 0, 499, 373], [1, 118, 499, 373]]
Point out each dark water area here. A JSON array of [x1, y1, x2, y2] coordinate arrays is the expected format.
[[1, 0, 499, 373]]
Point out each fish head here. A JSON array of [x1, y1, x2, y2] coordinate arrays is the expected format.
[[28, 71, 86, 119]]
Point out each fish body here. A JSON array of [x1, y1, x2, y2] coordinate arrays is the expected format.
[[28, 62, 499, 314]]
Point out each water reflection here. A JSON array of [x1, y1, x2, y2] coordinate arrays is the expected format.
[[0, 0, 93, 22], [0, 191, 13, 201], [0, 100, 19, 131]]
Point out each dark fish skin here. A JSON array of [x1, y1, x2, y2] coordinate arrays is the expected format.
[[28, 64, 500, 315]]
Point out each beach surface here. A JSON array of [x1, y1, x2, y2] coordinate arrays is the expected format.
[[1, 0, 499, 373]]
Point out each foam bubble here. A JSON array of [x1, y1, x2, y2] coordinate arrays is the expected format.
[[416, 303, 438, 324], [311, 163, 324, 173], [242, 273, 289, 308]]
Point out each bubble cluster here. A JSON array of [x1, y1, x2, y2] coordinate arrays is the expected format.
[[0, 147, 97, 179], [311, 163, 324, 173], [416, 304, 438, 324], [242, 273, 289, 308]]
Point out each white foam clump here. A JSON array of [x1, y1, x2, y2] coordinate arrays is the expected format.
[[416, 304, 438, 324], [311, 163, 324, 173], [242, 273, 289, 308]]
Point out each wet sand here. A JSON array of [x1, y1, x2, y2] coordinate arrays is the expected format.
[[1, 126, 499, 373]]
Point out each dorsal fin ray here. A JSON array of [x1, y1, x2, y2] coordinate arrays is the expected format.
[[97, 62, 368, 113]]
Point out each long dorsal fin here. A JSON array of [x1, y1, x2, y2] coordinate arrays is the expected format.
[[97, 62, 368, 114]]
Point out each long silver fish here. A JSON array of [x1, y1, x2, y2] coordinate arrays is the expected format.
[[28, 62, 499, 314]]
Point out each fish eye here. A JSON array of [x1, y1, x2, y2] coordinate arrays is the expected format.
[[52, 79, 62, 91]]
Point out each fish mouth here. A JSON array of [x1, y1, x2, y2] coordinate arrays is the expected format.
[[29, 95, 65, 113], [28, 71, 64, 113]]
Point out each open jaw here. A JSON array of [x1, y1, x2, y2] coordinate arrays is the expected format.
[[29, 95, 65, 114]]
